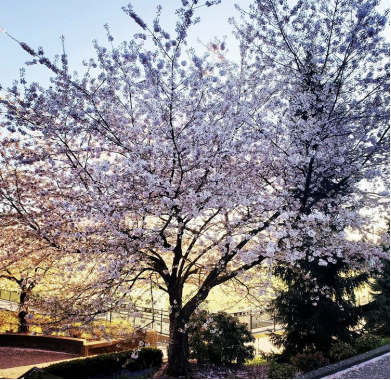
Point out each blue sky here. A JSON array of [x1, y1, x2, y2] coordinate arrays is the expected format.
[[0, 0, 253, 88], [0, 0, 389, 88]]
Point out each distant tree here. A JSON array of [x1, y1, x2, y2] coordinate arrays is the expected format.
[[0, 217, 58, 332], [0, 144, 73, 333]]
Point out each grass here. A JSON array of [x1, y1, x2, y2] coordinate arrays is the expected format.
[[253, 331, 283, 339], [378, 336, 390, 346], [245, 357, 267, 366]]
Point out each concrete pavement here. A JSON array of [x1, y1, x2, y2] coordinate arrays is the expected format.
[[323, 353, 390, 379]]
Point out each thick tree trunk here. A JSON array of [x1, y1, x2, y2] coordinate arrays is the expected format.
[[17, 290, 29, 333], [164, 271, 213, 376], [17, 310, 29, 333], [166, 314, 190, 377]]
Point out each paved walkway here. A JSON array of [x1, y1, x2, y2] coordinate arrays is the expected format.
[[0, 347, 79, 379], [323, 353, 390, 379]]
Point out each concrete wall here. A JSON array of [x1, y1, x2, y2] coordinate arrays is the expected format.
[[0, 330, 159, 357], [0, 333, 85, 355]]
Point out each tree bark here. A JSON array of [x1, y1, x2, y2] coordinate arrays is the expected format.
[[166, 313, 190, 377], [17, 289, 29, 333]]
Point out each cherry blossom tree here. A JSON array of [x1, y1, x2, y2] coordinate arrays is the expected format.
[[0, 0, 389, 375], [232, 0, 389, 257], [0, 142, 130, 330], [0, 149, 68, 332], [0, 225, 56, 333]]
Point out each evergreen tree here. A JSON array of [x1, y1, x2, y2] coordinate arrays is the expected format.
[[364, 230, 390, 336], [269, 250, 369, 359]]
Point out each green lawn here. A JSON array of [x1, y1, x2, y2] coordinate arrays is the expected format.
[[379, 336, 390, 346], [245, 357, 267, 366]]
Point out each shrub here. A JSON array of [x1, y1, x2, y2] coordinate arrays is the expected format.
[[268, 362, 296, 379], [25, 347, 163, 379], [35, 319, 134, 340], [0, 310, 18, 332], [290, 351, 329, 372], [379, 337, 390, 346], [188, 310, 255, 366], [67, 327, 83, 338], [82, 319, 134, 340], [355, 334, 382, 354], [130, 347, 163, 369], [329, 342, 357, 362]]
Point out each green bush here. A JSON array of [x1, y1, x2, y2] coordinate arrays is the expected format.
[[129, 347, 163, 369], [379, 337, 390, 346], [329, 342, 357, 362], [268, 362, 296, 379], [290, 351, 329, 372], [355, 334, 382, 354], [188, 310, 255, 365], [25, 347, 163, 379]]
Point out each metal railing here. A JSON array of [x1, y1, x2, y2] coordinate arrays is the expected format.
[[0, 289, 274, 334], [104, 306, 171, 335], [230, 310, 275, 332], [0, 289, 20, 303]]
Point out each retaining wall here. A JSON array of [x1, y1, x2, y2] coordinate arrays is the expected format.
[[0, 330, 158, 357]]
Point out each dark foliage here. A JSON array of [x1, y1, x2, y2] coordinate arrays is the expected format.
[[133, 347, 163, 368], [188, 310, 255, 365], [363, 257, 390, 336], [328, 342, 357, 362], [354, 333, 382, 354], [290, 351, 329, 372], [268, 362, 296, 379], [268, 252, 368, 359], [25, 347, 163, 379]]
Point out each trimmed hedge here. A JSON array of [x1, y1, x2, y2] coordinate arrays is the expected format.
[[135, 347, 164, 368], [25, 347, 163, 379]]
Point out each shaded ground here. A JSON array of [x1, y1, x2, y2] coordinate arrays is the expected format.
[[324, 353, 390, 379], [153, 362, 269, 379], [0, 347, 79, 369]]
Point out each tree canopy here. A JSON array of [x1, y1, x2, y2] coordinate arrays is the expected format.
[[0, 0, 389, 376]]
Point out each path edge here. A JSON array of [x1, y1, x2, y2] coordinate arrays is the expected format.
[[297, 344, 390, 379]]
